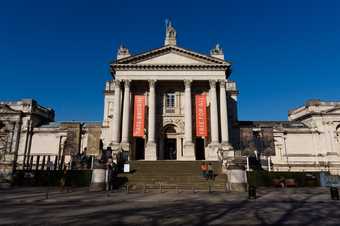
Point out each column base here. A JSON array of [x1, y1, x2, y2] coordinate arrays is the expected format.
[[110, 142, 121, 152], [145, 142, 157, 160], [110, 143, 121, 162], [205, 142, 220, 160], [181, 142, 195, 160], [220, 142, 235, 160], [121, 142, 130, 152]]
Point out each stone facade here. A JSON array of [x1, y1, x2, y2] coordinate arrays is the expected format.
[[271, 100, 340, 175], [0, 99, 102, 184], [101, 23, 235, 161], [1, 23, 340, 182]]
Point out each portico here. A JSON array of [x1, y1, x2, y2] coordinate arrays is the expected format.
[[101, 22, 237, 161]]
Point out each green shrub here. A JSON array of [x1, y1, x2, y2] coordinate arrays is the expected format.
[[247, 171, 320, 187]]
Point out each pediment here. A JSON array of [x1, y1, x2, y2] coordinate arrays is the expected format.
[[114, 46, 230, 66], [137, 52, 209, 65], [0, 105, 21, 114]]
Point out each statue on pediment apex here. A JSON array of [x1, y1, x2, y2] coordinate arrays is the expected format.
[[164, 20, 177, 46]]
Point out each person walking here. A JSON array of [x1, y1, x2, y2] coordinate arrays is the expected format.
[[207, 162, 214, 180]]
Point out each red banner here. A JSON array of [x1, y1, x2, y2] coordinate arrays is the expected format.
[[195, 94, 208, 137], [133, 95, 145, 137]]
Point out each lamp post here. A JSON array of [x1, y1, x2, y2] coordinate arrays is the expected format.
[[46, 160, 53, 199]]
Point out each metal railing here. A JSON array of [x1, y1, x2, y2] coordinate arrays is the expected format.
[[16, 154, 66, 171]]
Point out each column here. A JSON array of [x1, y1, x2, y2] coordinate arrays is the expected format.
[[183, 80, 195, 160], [209, 80, 219, 144], [219, 80, 229, 143], [112, 80, 122, 147], [145, 80, 157, 160], [220, 80, 233, 154], [121, 80, 131, 150], [184, 80, 193, 144]]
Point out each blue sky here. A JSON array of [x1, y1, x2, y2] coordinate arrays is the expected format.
[[1, 0, 339, 122]]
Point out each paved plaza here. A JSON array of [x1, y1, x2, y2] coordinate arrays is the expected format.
[[0, 187, 339, 225]]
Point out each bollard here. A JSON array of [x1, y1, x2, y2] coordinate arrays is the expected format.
[[248, 185, 256, 200], [126, 184, 129, 194], [330, 187, 339, 200]]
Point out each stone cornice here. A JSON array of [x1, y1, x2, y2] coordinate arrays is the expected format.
[[113, 45, 230, 65], [112, 64, 229, 71], [0, 104, 22, 115]]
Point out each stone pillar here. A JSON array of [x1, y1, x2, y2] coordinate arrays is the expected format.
[[209, 80, 219, 143], [183, 80, 195, 160], [219, 80, 233, 154], [121, 80, 131, 151], [111, 80, 122, 150], [206, 80, 219, 160], [145, 80, 157, 160]]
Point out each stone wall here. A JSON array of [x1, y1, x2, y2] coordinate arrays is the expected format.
[[86, 124, 101, 156]]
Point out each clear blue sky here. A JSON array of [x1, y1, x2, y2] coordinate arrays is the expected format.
[[1, 0, 339, 122]]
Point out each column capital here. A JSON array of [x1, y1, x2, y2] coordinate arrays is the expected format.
[[113, 79, 121, 87], [123, 80, 131, 88], [209, 80, 217, 89], [148, 79, 157, 87], [184, 79, 192, 88], [219, 80, 226, 88]]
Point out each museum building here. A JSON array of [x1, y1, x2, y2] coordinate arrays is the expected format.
[[1, 22, 340, 185], [101, 22, 237, 161]]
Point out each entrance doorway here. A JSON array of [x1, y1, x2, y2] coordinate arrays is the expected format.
[[195, 137, 205, 160], [135, 138, 145, 160], [164, 138, 177, 160]]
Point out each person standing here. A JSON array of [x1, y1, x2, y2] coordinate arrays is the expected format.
[[59, 165, 68, 192], [106, 158, 114, 191], [208, 162, 214, 180], [200, 162, 208, 179]]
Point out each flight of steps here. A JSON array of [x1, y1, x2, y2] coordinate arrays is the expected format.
[[117, 161, 227, 192]]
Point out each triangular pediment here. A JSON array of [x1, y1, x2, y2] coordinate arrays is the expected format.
[[137, 52, 209, 65], [114, 46, 230, 66], [0, 104, 21, 114]]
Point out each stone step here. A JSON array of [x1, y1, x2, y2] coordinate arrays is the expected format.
[[116, 161, 227, 191], [127, 183, 227, 192]]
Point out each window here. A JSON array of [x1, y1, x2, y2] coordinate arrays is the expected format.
[[165, 92, 176, 112]]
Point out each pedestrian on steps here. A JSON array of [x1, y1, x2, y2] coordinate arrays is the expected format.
[[200, 162, 208, 179], [208, 163, 214, 180]]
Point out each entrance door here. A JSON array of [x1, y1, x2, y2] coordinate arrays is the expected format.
[[195, 137, 205, 160], [135, 138, 145, 160], [164, 138, 177, 160]]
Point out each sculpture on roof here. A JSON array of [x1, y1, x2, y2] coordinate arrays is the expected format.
[[210, 44, 223, 55], [164, 20, 177, 46], [210, 43, 224, 60], [117, 44, 131, 60]]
